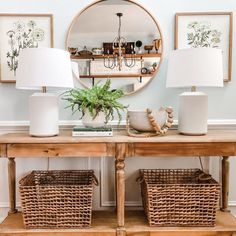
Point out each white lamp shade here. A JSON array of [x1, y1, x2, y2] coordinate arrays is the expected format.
[[166, 48, 224, 88], [16, 47, 74, 90]]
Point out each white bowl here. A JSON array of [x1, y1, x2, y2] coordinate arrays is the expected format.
[[128, 109, 167, 132]]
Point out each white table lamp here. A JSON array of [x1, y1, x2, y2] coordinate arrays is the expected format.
[[166, 48, 223, 135], [16, 48, 74, 137]]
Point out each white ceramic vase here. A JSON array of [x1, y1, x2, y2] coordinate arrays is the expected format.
[[82, 109, 106, 128]]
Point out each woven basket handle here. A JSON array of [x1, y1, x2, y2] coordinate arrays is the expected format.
[[136, 176, 144, 184], [136, 172, 145, 184], [198, 173, 212, 182], [92, 173, 99, 186], [19, 174, 29, 185]]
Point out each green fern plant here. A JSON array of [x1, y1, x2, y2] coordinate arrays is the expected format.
[[62, 80, 127, 124]]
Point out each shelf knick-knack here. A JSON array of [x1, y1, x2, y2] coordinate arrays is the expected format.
[[153, 39, 162, 53]]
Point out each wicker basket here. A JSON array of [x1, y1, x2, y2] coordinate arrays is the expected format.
[[138, 169, 220, 227], [19, 170, 98, 229]]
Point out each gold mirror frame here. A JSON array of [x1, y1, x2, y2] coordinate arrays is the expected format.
[[65, 0, 164, 96]]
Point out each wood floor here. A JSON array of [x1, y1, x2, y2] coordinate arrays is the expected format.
[[1, 210, 236, 236]]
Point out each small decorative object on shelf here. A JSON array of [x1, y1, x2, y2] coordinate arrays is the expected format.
[[68, 47, 78, 55], [126, 107, 173, 137], [152, 62, 158, 71], [92, 47, 103, 55], [147, 62, 158, 74], [141, 67, 148, 74], [103, 42, 135, 55], [62, 80, 128, 128], [144, 45, 153, 54], [78, 46, 92, 56], [72, 126, 113, 137], [153, 38, 162, 53], [135, 40, 143, 54]]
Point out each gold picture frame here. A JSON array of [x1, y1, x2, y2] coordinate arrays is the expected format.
[[0, 13, 54, 83], [175, 12, 233, 82]]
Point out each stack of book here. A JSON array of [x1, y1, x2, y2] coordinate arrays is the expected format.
[[72, 126, 113, 137]]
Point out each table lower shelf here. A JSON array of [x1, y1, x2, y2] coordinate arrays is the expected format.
[[1, 211, 236, 236]]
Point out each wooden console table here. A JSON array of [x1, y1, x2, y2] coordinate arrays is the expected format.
[[0, 130, 236, 236]]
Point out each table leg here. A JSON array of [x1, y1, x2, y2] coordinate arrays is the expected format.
[[8, 157, 17, 214], [115, 143, 126, 236], [221, 156, 230, 212]]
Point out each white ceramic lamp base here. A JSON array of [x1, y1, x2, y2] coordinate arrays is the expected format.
[[178, 92, 208, 135], [29, 93, 59, 137]]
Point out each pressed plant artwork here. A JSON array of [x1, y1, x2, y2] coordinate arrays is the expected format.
[[0, 14, 53, 82], [175, 13, 233, 81], [187, 21, 222, 48], [6, 20, 45, 76]]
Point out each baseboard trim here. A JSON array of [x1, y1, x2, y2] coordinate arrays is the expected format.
[[229, 201, 236, 206], [0, 119, 236, 131], [0, 202, 21, 208], [208, 119, 236, 130], [100, 200, 142, 207]]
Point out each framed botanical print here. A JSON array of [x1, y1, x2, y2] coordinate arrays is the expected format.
[[0, 14, 53, 83], [175, 12, 233, 82]]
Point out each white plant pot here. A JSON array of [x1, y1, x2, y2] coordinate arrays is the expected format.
[[82, 109, 106, 128]]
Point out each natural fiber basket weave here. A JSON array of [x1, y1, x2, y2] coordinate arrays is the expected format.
[[138, 169, 220, 227], [19, 170, 98, 229]]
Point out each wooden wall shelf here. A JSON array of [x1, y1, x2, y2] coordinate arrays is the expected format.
[[70, 53, 161, 60], [80, 74, 153, 79]]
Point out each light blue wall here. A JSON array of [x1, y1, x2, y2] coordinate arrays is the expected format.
[[0, 0, 235, 121]]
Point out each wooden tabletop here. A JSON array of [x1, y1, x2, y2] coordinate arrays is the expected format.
[[0, 129, 236, 144]]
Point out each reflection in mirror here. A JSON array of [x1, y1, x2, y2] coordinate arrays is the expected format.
[[66, 0, 163, 95]]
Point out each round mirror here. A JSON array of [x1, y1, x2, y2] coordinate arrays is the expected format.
[[66, 0, 163, 95]]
